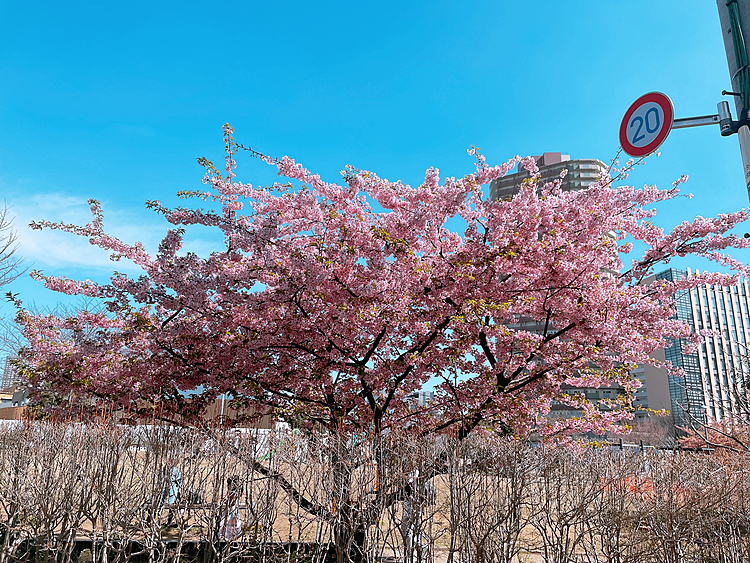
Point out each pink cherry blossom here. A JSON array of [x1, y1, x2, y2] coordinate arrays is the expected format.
[[14, 127, 750, 443]]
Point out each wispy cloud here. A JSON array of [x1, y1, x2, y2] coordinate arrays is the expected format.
[[4, 192, 223, 274]]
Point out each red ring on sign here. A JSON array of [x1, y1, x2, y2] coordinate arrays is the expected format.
[[619, 92, 674, 157]]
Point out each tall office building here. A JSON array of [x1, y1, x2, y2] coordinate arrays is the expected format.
[[489, 152, 609, 201], [547, 269, 750, 431], [650, 269, 750, 428]]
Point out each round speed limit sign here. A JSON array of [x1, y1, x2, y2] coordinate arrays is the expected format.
[[619, 92, 674, 157]]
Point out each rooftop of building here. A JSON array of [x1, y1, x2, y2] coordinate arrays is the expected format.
[[489, 152, 608, 201]]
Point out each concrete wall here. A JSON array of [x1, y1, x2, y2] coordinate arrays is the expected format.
[[642, 348, 673, 414]]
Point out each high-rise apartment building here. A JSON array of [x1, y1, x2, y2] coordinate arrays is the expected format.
[[489, 152, 609, 201], [491, 152, 627, 422]]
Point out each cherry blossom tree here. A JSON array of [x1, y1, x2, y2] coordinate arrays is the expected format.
[[12, 125, 750, 560], [14, 125, 750, 438]]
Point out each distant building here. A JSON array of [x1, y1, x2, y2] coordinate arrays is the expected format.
[[489, 152, 608, 201], [1, 356, 19, 390], [0, 389, 12, 408], [525, 267, 750, 433], [418, 390, 434, 406], [10, 388, 28, 407], [650, 268, 750, 428], [486, 152, 750, 432], [550, 383, 629, 418], [0, 357, 26, 419], [548, 269, 750, 431], [489, 152, 622, 423], [407, 390, 435, 407], [549, 366, 662, 425]]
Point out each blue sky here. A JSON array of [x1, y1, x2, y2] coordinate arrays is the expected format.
[[0, 1, 747, 316]]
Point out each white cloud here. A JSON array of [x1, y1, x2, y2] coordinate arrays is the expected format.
[[4, 192, 224, 275]]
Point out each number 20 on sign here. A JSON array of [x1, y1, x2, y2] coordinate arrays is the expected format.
[[619, 92, 675, 157]]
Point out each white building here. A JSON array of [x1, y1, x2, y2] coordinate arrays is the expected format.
[[648, 268, 750, 428]]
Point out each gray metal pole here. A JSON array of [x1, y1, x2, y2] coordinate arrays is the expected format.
[[717, 0, 750, 200]]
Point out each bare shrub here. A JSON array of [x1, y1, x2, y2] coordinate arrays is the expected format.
[[432, 435, 535, 563], [524, 446, 608, 563], [4, 421, 750, 563]]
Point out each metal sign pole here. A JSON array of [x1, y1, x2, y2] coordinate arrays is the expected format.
[[739, 127, 750, 193], [717, 0, 750, 200]]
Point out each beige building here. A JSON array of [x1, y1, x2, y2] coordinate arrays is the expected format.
[[489, 152, 608, 201]]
